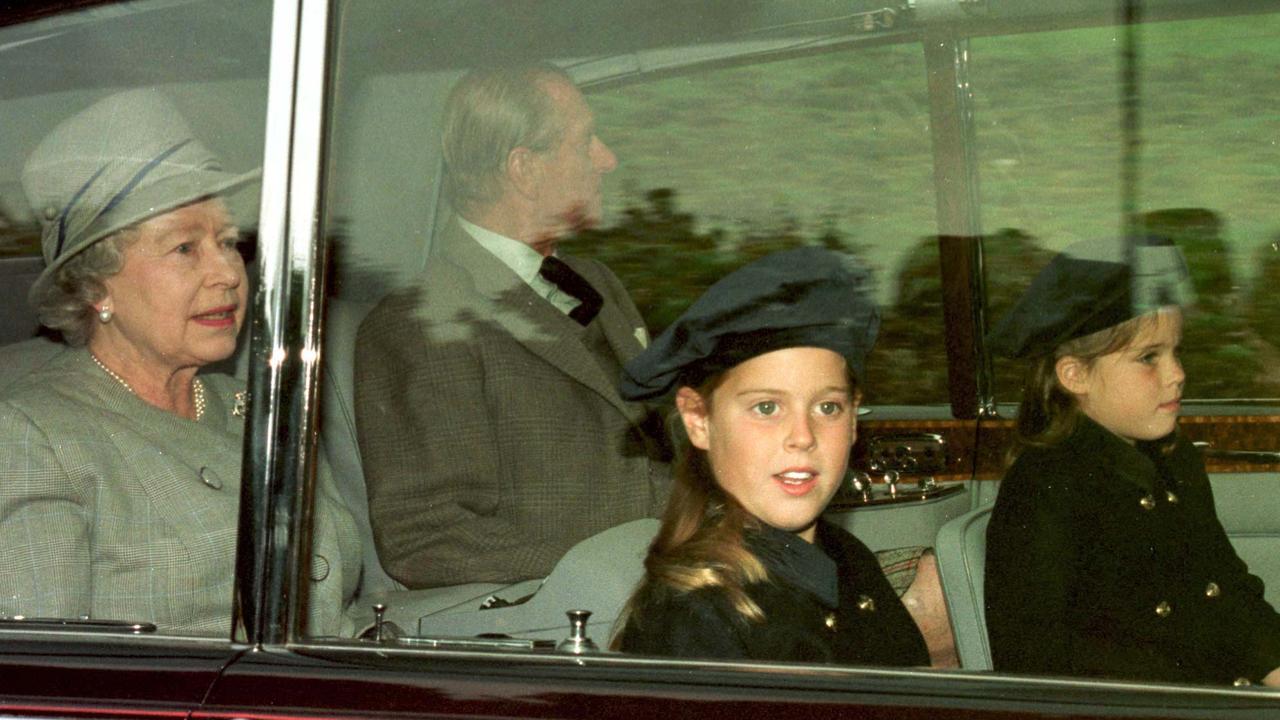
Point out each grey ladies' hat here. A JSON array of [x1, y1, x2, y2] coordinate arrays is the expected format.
[[22, 88, 260, 303], [619, 247, 881, 401]]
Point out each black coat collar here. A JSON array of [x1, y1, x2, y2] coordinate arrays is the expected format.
[[1068, 415, 1178, 494], [746, 522, 839, 608]]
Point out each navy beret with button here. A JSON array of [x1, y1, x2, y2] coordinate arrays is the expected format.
[[987, 235, 1192, 359], [619, 247, 880, 401]]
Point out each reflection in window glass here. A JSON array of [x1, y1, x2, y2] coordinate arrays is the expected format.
[[976, 13, 1280, 401], [0, 0, 285, 638], [317, 1, 1280, 696], [577, 46, 946, 405], [322, 0, 956, 659]]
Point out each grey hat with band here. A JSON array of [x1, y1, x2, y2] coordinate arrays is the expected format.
[[21, 88, 260, 304]]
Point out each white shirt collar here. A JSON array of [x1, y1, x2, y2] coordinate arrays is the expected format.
[[457, 216, 546, 285]]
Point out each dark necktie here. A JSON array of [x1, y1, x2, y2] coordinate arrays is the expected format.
[[539, 256, 603, 326]]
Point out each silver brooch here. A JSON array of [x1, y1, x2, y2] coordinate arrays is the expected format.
[[232, 391, 248, 418]]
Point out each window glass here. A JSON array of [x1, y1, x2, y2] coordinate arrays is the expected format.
[[321, 0, 951, 657], [0, 209, 39, 258], [0, 0, 272, 638], [578, 45, 945, 405], [975, 13, 1280, 401], [318, 0, 1280, 698], [324, 19, 945, 408]]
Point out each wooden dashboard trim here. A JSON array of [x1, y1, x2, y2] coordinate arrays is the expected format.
[[857, 416, 1280, 481]]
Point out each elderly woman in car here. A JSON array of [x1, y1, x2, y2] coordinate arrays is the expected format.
[[0, 89, 359, 636]]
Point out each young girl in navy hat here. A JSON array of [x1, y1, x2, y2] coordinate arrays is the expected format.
[[984, 237, 1280, 686], [611, 247, 928, 665]]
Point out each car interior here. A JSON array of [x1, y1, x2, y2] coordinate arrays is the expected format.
[[2, 0, 1279, 687]]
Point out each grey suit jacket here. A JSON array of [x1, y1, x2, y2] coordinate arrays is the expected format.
[[356, 220, 671, 588], [0, 349, 360, 636]]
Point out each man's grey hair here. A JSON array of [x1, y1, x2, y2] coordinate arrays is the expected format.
[[441, 63, 575, 215]]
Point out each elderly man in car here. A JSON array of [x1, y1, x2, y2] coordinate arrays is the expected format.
[[355, 64, 671, 589]]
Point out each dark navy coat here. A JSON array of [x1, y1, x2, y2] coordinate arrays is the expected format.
[[985, 416, 1280, 685], [619, 520, 928, 666]]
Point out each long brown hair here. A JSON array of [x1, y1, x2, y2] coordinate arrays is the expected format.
[[1009, 309, 1174, 464], [610, 378, 767, 648]]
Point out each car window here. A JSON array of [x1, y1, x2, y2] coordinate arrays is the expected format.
[[0, 0, 271, 639], [0, 211, 39, 258], [318, 0, 968, 658], [8, 1, 1280, 716], [574, 44, 948, 406], [304, 0, 1280, 705], [976, 13, 1280, 403]]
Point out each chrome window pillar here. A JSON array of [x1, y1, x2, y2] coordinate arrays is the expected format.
[[924, 31, 996, 419], [235, 0, 333, 648]]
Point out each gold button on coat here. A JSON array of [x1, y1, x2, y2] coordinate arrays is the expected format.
[[856, 595, 876, 612], [824, 612, 837, 631], [1205, 582, 1221, 598], [1165, 490, 1178, 503], [1140, 495, 1156, 510], [1155, 601, 1172, 617]]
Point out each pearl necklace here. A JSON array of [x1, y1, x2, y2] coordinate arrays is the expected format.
[[90, 353, 206, 421]]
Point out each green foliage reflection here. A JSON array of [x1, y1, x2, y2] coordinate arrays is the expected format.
[[569, 191, 1280, 406]]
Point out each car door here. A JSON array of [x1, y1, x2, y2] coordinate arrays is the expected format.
[[7, 0, 1276, 716], [195, 1, 1280, 718], [0, 0, 272, 714]]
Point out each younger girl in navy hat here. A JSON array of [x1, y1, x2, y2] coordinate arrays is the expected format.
[[611, 247, 928, 665], [984, 237, 1280, 686]]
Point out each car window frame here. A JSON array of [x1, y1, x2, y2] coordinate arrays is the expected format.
[[259, 0, 1280, 713], [0, 0, 274, 649], [236, 0, 333, 647], [2, 0, 1275, 714]]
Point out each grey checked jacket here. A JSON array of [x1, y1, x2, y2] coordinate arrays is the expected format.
[[355, 220, 671, 589], [0, 349, 360, 636]]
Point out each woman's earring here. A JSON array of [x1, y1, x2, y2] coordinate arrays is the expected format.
[[98, 305, 113, 323]]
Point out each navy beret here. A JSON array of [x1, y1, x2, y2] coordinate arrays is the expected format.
[[619, 247, 880, 401], [987, 236, 1192, 359]]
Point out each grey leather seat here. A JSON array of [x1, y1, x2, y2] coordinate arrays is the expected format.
[[345, 518, 659, 645], [1207, 474, 1280, 609], [934, 505, 993, 670], [321, 297, 405, 597], [414, 517, 659, 642], [0, 255, 62, 396]]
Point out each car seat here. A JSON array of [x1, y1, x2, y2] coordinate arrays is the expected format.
[[933, 505, 993, 670], [320, 297, 406, 597], [412, 517, 659, 643]]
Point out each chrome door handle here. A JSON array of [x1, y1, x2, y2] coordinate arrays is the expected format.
[[1193, 441, 1280, 464]]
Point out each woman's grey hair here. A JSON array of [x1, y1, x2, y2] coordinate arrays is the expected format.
[[32, 229, 136, 346], [441, 63, 574, 215]]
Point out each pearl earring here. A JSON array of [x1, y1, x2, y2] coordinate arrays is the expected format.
[[98, 305, 113, 323]]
